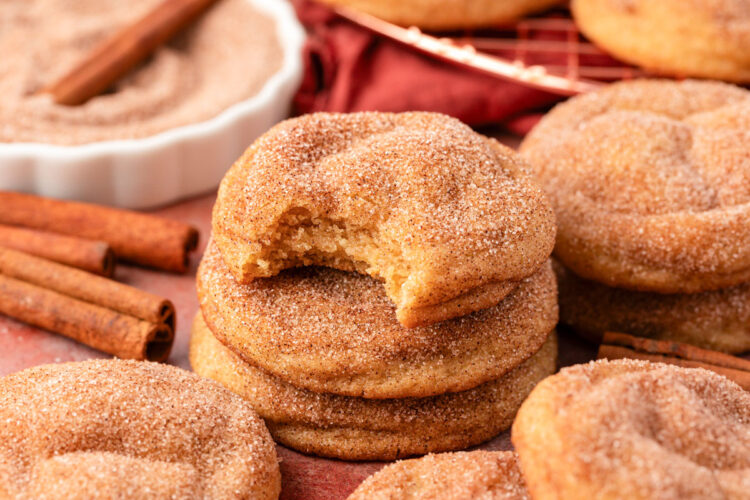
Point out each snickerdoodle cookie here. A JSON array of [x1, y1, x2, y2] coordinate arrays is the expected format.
[[198, 240, 558, 399], [318, 0, 560, 30], [555, 261, 750, 353], [213, 111, 555, 328], [512, 359, 750, 500], [347, 451, 529, 499], [0, 360, 280, 499], [190, 313, 557, 461], [572, 0, 750, 82], [522, 79, 750, 294]]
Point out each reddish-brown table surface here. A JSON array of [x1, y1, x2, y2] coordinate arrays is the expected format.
[[0, 134, 598, 499]]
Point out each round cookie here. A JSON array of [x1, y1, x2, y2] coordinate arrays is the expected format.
[[317, 0, 561, 30], [213, 111, 556, 328], [198, 240, 558, 399], [0, 360, 280, 500], [512, 359, 750, 500], [190, 313, 558, 461], [346, 451, 529, 500], [555, 261, 750, 353], [572, 0, 750, 82], [521, 79, 750, 294]]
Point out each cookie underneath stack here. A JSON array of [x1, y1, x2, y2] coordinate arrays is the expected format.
[[191, 111, 558, 460], [522, 79, 750, 353]]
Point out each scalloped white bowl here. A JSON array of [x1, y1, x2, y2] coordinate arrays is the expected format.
[[0, 0, 305, 209]]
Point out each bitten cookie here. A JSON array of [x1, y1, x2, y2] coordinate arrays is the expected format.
[[213, 111, 555, 328]]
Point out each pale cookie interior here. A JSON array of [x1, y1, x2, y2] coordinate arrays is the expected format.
[[250, 207, 410, 305]]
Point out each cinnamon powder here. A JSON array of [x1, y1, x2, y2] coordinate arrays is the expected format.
[[0, 0, 282, 144]]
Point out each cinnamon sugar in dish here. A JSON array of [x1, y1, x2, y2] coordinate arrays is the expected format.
[[0, 0, 282, 145]]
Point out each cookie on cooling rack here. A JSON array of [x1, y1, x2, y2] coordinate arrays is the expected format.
[[318, 0, 562, 30], [572, 0, 750, 82]]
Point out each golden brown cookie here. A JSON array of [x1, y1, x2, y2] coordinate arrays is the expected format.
[[521, 79, 750, 294], [190, 313, 557, 461], [555, 261, 750, 353], [572, 0, 750, 82], [346, 451, 529, 500], [198, 240, 558, 399], [213, 112, 555, 328], [318, 0, 561, 30], [512, 359, 750, 500], [0, 360, 280, 500]]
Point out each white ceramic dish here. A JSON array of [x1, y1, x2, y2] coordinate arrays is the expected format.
[[0, 0, 305, 209]]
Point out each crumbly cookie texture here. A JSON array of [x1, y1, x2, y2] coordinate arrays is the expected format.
[[512, 359, 750, 500], [522, 79, 750, 293], [213, 111, 555, 327], [0, 359, 280, 500], [190, 313, 557, 461], [347, 451, 529, 500]]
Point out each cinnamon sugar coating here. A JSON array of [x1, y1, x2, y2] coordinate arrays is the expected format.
[[555, 260, 750, 353], [0, 360, 280, 500], [213, 111, 555, 328], [512, 359, 750, 500], [572, 0, 750, 82], [190, 314, 557, 461], [346, 451, 529, 500], [522, 79, 750, 293], [198, 240, 558, 399]]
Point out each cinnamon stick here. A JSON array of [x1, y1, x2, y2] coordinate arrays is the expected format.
[[0, 247, 174, 361], [598, 332, 750, 390], [0, 191, 198, 273], [0, 276, 172, 361], [0, 224, 114, 276], [0, 247, 174, 329], [39, 0, 220, 105]]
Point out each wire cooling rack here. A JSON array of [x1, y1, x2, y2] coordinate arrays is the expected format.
[[333, 6, 650, 96]]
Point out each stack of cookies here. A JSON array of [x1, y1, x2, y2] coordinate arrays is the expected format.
[[191, 111, 558, 460], [522, 79, 750, 354]]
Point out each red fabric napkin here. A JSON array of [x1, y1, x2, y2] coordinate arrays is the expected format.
[[292, 0, 564, 132]]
